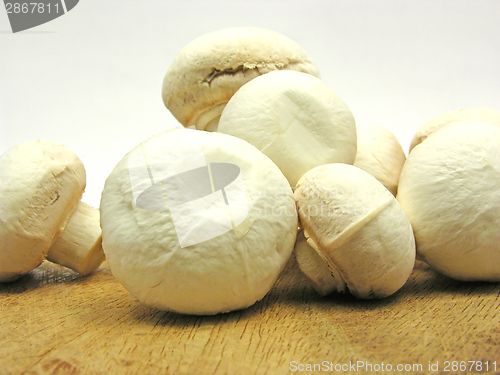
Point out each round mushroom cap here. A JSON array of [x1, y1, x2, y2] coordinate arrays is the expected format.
[[218, 70, 357, 187], [354, 124, 406, 196], [162, 27, 321, 131], [100, 129, 298, 315], [295, 164, 416, 298], [409, 107, 500, 152], [397, 121, 500, 281], [0, 140, 86, 282]]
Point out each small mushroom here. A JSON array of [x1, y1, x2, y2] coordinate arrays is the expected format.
[[354, 124, 406, 196], [100, 129, 298, 315], [218, 70, 357, 186], [409, 107, 500, 152], [397, 121, 500, 281], [0, 140, 104, 282], [162, 27, 320, 131], [294, 163, 416, 298]]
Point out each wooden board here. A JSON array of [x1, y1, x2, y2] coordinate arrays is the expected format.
[[1, 258, 499, 375]]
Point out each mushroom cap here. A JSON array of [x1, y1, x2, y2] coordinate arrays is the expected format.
[[0, 140, 86, 282], [397, 121, 500, 281], [218, 70, 357, 186], [409, 107, 500, 152], [354, 124, 406, 196], [295, 163, 416, 298], [162, 27, 320, 130], [100, 129, 298, 315]]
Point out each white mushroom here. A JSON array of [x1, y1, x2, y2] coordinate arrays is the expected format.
[[218, 70, 357, 186], [0, 140, 104, 282], [162, 27, 320, 131], [294, 163, 416, 299], [99, 129, 298, 315], [409, 107, 500, 152], [397, 121, 500, 281], [354, 124, 406, 196]]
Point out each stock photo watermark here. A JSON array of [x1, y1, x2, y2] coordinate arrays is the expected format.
[[3, 0, 79, 33], [127, 131, 248, 248], [290, 359, 498, 373], [126, 130, 385, 248]]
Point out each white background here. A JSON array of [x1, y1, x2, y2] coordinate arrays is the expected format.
[[1, 0, 499, 207]]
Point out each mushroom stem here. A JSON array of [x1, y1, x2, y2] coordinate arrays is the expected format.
[[194, 103, 225, 131], [46, 201, 105, 276], [294, 231, 346, 296]]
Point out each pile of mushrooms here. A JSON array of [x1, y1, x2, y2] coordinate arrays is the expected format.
[[153, 27, 417, 310], [2, 26, 499, 316]]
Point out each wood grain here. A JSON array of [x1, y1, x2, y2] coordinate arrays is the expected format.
[[1, 258, 499, 375]]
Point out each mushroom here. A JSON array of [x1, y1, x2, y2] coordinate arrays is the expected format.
[[99, 129, 298, 315], [409, 107, 500, 152], [294, 163, 416, 298], [162, 27, 320, 132], [353, 124, 406, 196], [217, 70, 357, 186], [0, 140, 104, 282], [397, 121, 500, 281]]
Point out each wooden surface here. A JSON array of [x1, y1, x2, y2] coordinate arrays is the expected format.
[[1, 258, 499, 375]]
